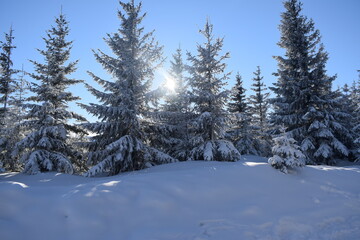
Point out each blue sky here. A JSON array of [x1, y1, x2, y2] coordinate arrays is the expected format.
[[0, 0, 359, 121]]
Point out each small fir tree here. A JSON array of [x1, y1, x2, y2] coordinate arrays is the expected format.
[[13, 13, 86, 174], [186, 20, 240, 161], [269, 126, 305, 174], [80, 0, 176, 176]]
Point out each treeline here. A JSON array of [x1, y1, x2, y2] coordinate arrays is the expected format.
[[0, 0, 359, 176]]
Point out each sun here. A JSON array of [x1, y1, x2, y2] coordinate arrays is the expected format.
[[164, 75, 176, 92], [157, 68, 177, 92]]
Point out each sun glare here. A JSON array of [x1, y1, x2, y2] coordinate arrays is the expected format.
[[165, 75, 176, 92], [158, 69, 176, 92]]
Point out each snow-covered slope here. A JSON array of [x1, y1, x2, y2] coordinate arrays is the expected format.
[[1, 155, 360, 240]]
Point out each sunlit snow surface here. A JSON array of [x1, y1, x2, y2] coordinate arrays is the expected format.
[[1, 155, 360, 240]]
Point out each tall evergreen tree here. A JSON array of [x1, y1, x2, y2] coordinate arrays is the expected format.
[[227, 73, 258, 155], [12, 66, 29, 127], [335, 84, 358, 161], [0, 27, 18, 127], [353, 71, 360, 161], [153, 47, 192, 161], [2, 68, 30, 171], [0, 27, 20, 171], [186, 20, 240, 161], [164, 47, 188, 113], [12, 13, 86, 174], [248, 66, 271, 156], [80, 0, 175, 176], [248, 66, 269, 133], [270, 0, 351, 165]]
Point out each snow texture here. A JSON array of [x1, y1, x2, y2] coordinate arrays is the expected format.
[[1, 155, 360, 240]]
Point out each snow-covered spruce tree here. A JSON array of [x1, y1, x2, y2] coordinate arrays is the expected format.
[[152, 47, 193, 161], [2, 68, 30, 171], [227, 73, 258, 155], [80, 0, 176, 176], [270, 0, 351, 165], [249, 66, 269, 133], [186, 20, 240, 161], [164, 48, 189, 115], [268, 126, 305, 174], [0, 27, 20, 171], [12, 13, 86, 174], [353, 71, 360, 161], [335, 84, 358, 161], [0, 27, 18, 127], [248, 66, 271, 156], [68, 129, 89, 173], [12, 67, 29, 127]]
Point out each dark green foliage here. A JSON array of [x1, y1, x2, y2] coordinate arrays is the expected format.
[[270, 0, 351, 164], [227, 73, 259, 155]]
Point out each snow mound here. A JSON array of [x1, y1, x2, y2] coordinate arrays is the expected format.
[[1, 155, 360, 240]]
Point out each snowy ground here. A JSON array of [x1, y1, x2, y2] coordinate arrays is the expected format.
[[1, 155, 360, 240]]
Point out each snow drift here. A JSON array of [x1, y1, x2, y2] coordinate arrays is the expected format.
[[1, 155, 359, 240]]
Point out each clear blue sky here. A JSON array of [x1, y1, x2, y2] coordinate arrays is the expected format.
[[0, 0, 359, 121]]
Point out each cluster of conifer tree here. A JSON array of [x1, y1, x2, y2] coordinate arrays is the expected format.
[[0, 0, 359, 176]]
